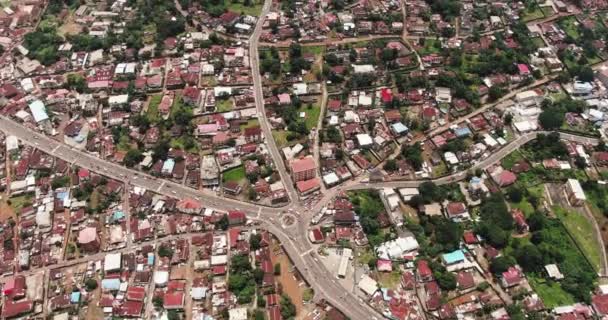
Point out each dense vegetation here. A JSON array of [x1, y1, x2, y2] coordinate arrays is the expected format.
[[228, 254, 257, 303]]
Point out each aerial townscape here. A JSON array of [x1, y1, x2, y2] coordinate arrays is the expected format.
[[5, 0, 608, 320]]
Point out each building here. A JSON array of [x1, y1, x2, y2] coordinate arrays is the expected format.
[[337, 248, 352, 278], [501, 266, 523, 288], [77, 226, 100, 252], [290, 156, 316, 182], [201, 155, 219, 187], [564, 179, 586, 206]]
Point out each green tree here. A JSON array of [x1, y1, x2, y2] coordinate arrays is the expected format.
[[124, 149, 144, 167], [538, 108, 565, 129], [85, 279, 98, 291], [383, 159, 398, 172], [215, 214, 229, 230], [280, 294, 297, 319], [490, 256, 516, 274]]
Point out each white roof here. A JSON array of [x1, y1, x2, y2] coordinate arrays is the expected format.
[[109, 94, 129, 105], [356, 133, 373, 146], [513, 120, 537, 132], [515, 90, 539, 101], [545, 264, 564, 280], [376, 236, 419, 260], [210, 255, 227, 266], [229, 307, 248, 320], [293, 83, 308, 95], [104, 252, 122, 272], [398, 188, 419, 201], [444, 151, 459, 164], [567, 179, 586, 200], [6, 135, 19, 151], [28, 100, 48, 123], [154, 270, 169, 286], [352, 64, 375, 73], [358, 274, 379, 295], [322, 172, 340, 185]]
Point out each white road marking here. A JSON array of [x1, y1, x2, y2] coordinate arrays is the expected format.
[[52, 145, 61, 153], [156, 181, 166, 192], [300, 248, 313, 257]]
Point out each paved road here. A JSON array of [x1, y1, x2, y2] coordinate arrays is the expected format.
[[0, 116, 274, 215], [1, 113, 600, 319], [249, 0, 299, 203], [349, 131, 599, 190]]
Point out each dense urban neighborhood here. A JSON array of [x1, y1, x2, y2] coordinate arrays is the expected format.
[[3, 0, 608, 319]]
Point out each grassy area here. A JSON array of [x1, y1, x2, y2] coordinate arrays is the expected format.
[[554, 206, 602, 271], [302, 45, 326, 55], [540, 6, 555, 17], [298, 102, 321, 130], [355, 247, 376, 267], [272, 130, 289, 148], [363, 150, 380, 166], [510, 200, 535, 216], [216, 98, 233, 112], [227, 0, 263, 16], [240, 119, 260, 132], [432, 162, 448, 178], [528, 276, 575, 308], [8, 195, 33, 215], [146, 94, 162, 123], [90, 189, 100, 210], [531, 36, 546, 48], [501, 150, 524, 170], [559, 16, 580, 38], [376, 270, 402, 289], [223, 165, 246, 183], [415, 39, 442, 56], [170, 136, 199, 153], [522, 7, 545, 22]]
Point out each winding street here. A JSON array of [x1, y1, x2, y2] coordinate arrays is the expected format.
[[0, 2, 604, 319], [0, 111, 599, 318]]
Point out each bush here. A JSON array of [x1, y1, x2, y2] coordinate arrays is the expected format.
[[274, 263, 281, 275], [85, 279, 98, 291]]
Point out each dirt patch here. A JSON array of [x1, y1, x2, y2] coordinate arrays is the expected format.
[[270, 243, 312, 319], [58, 14, 83, 36], [0, 199, 16, 222]]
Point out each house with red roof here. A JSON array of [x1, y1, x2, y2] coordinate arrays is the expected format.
[[228, 210, 246, 226], [511, 209, 529, 233], [592, 293, 608, 316], [456, 270, 475, 290], [463, 231, 478, 245], [2, 300, 33, 318], [416, 260, 433, 282], [117, 300, 143, 317], [445, 202, 470, 221], [380, 88, 393, 104], [290, 156, 317, 182], [308, 228, 325, 243], [163, 292, 185, 309], [176, 198, 203, 214], [501, 266, 523, 288]]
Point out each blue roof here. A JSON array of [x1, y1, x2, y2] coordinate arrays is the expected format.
[[442, 250, 465, 264], [28, 100, 49, 123], [113, 211, 125, 221], [162, 158, 175, 172], [71, 292, 81, 303], [56, 191, 69, 200], [147, 252, 155, 265], [391, 122, 409, 134], [454, 127, 472, 137], [101, 279, 121, 291]]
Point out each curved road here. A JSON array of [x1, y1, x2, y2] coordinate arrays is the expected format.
[[0, 2, 604, 318]]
